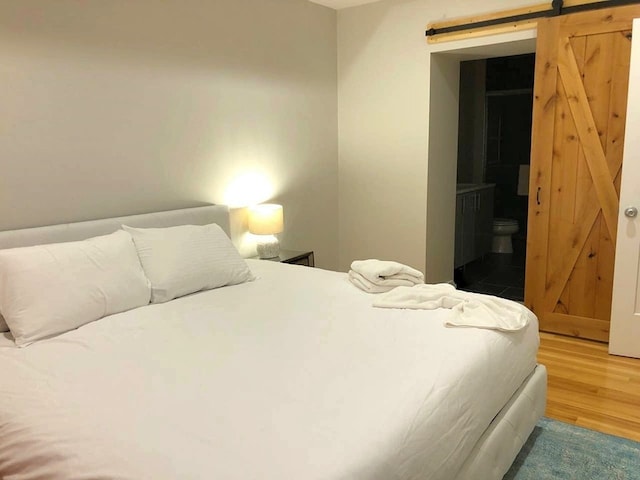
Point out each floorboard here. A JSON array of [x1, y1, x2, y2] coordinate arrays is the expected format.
[[538, 331, 640, 442]]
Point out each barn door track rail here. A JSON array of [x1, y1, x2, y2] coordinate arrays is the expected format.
[[426, 0, 640, 41]]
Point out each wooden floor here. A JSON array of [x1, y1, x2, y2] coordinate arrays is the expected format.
[[538, 332, 640, 442]]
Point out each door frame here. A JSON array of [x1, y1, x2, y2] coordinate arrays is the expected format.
[[425, 31, 536, 284]]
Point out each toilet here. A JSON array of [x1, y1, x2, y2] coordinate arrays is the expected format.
[[492, 218, 519, 254]]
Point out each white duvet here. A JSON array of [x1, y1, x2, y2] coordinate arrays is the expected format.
[[0, 260, 539, 480]]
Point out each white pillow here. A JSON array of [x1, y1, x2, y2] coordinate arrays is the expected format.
[[122, 223, 254, 303], [0, 230, 151, 346]]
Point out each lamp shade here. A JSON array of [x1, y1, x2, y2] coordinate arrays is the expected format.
[[248, 204, 284, 235]]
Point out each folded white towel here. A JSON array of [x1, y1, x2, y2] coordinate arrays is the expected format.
[[348, 270, 396, 293], [350, 259, 424, 286], [372, 283, 532, 332]]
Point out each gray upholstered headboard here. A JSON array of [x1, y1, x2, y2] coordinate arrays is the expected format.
[[0, 205, 230, 250]]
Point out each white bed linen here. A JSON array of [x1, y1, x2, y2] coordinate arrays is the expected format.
[[0, 332, 14, 347], [0, 260, 539, 480]]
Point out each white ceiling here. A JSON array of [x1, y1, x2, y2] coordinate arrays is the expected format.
[[308, 0, 382, 10]]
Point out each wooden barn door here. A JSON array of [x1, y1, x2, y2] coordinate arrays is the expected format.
[[525, 5, 640, 341]]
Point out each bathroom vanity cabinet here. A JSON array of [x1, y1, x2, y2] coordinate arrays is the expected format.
[[454, 184, 495, 269]]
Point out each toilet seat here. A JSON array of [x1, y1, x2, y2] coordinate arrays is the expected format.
[[493, 218, 518, 226]]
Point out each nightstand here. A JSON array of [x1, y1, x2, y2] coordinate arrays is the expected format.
[[252, 250, 314, 267]]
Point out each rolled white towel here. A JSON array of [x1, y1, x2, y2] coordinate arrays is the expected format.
[[348, 270, 396, 294], [350, 259, 424, 286]]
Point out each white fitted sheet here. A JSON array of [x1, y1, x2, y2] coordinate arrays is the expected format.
[[0, 260, 539, 480]]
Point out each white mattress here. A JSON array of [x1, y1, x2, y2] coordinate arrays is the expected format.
[[0, 260, 539, 480]]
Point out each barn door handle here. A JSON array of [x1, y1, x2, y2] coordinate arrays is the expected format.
[[536, 187, 541, 205]]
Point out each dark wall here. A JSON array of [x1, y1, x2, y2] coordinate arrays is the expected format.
[[486, 54, 535, 91], [484, 53, 535, 239]]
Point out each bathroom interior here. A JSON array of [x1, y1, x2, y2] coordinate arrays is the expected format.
[[453, 53, 535, 302]]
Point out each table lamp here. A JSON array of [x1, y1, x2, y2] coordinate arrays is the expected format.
[[248, 204, 284, 259]]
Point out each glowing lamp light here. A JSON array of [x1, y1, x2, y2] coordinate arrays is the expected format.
[[248, 204, 284, 259], [224, 172, 274, 208]]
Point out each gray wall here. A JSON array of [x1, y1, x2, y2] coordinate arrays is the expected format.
[[0, 0, 339, 269]]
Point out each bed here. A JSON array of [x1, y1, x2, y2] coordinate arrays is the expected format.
[[0, 205, 546, 480]]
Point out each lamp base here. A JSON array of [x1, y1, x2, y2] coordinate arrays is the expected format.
[[256, 235, 280, 259]]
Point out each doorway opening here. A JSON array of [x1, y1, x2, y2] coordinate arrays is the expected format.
[[424, 31, 535, 288], [454, 53, 536, 302]]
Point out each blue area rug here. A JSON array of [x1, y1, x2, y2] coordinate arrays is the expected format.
[[503, 417, 640, 480]]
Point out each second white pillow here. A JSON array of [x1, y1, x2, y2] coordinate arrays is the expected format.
[[122, 223, 254, 303]]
